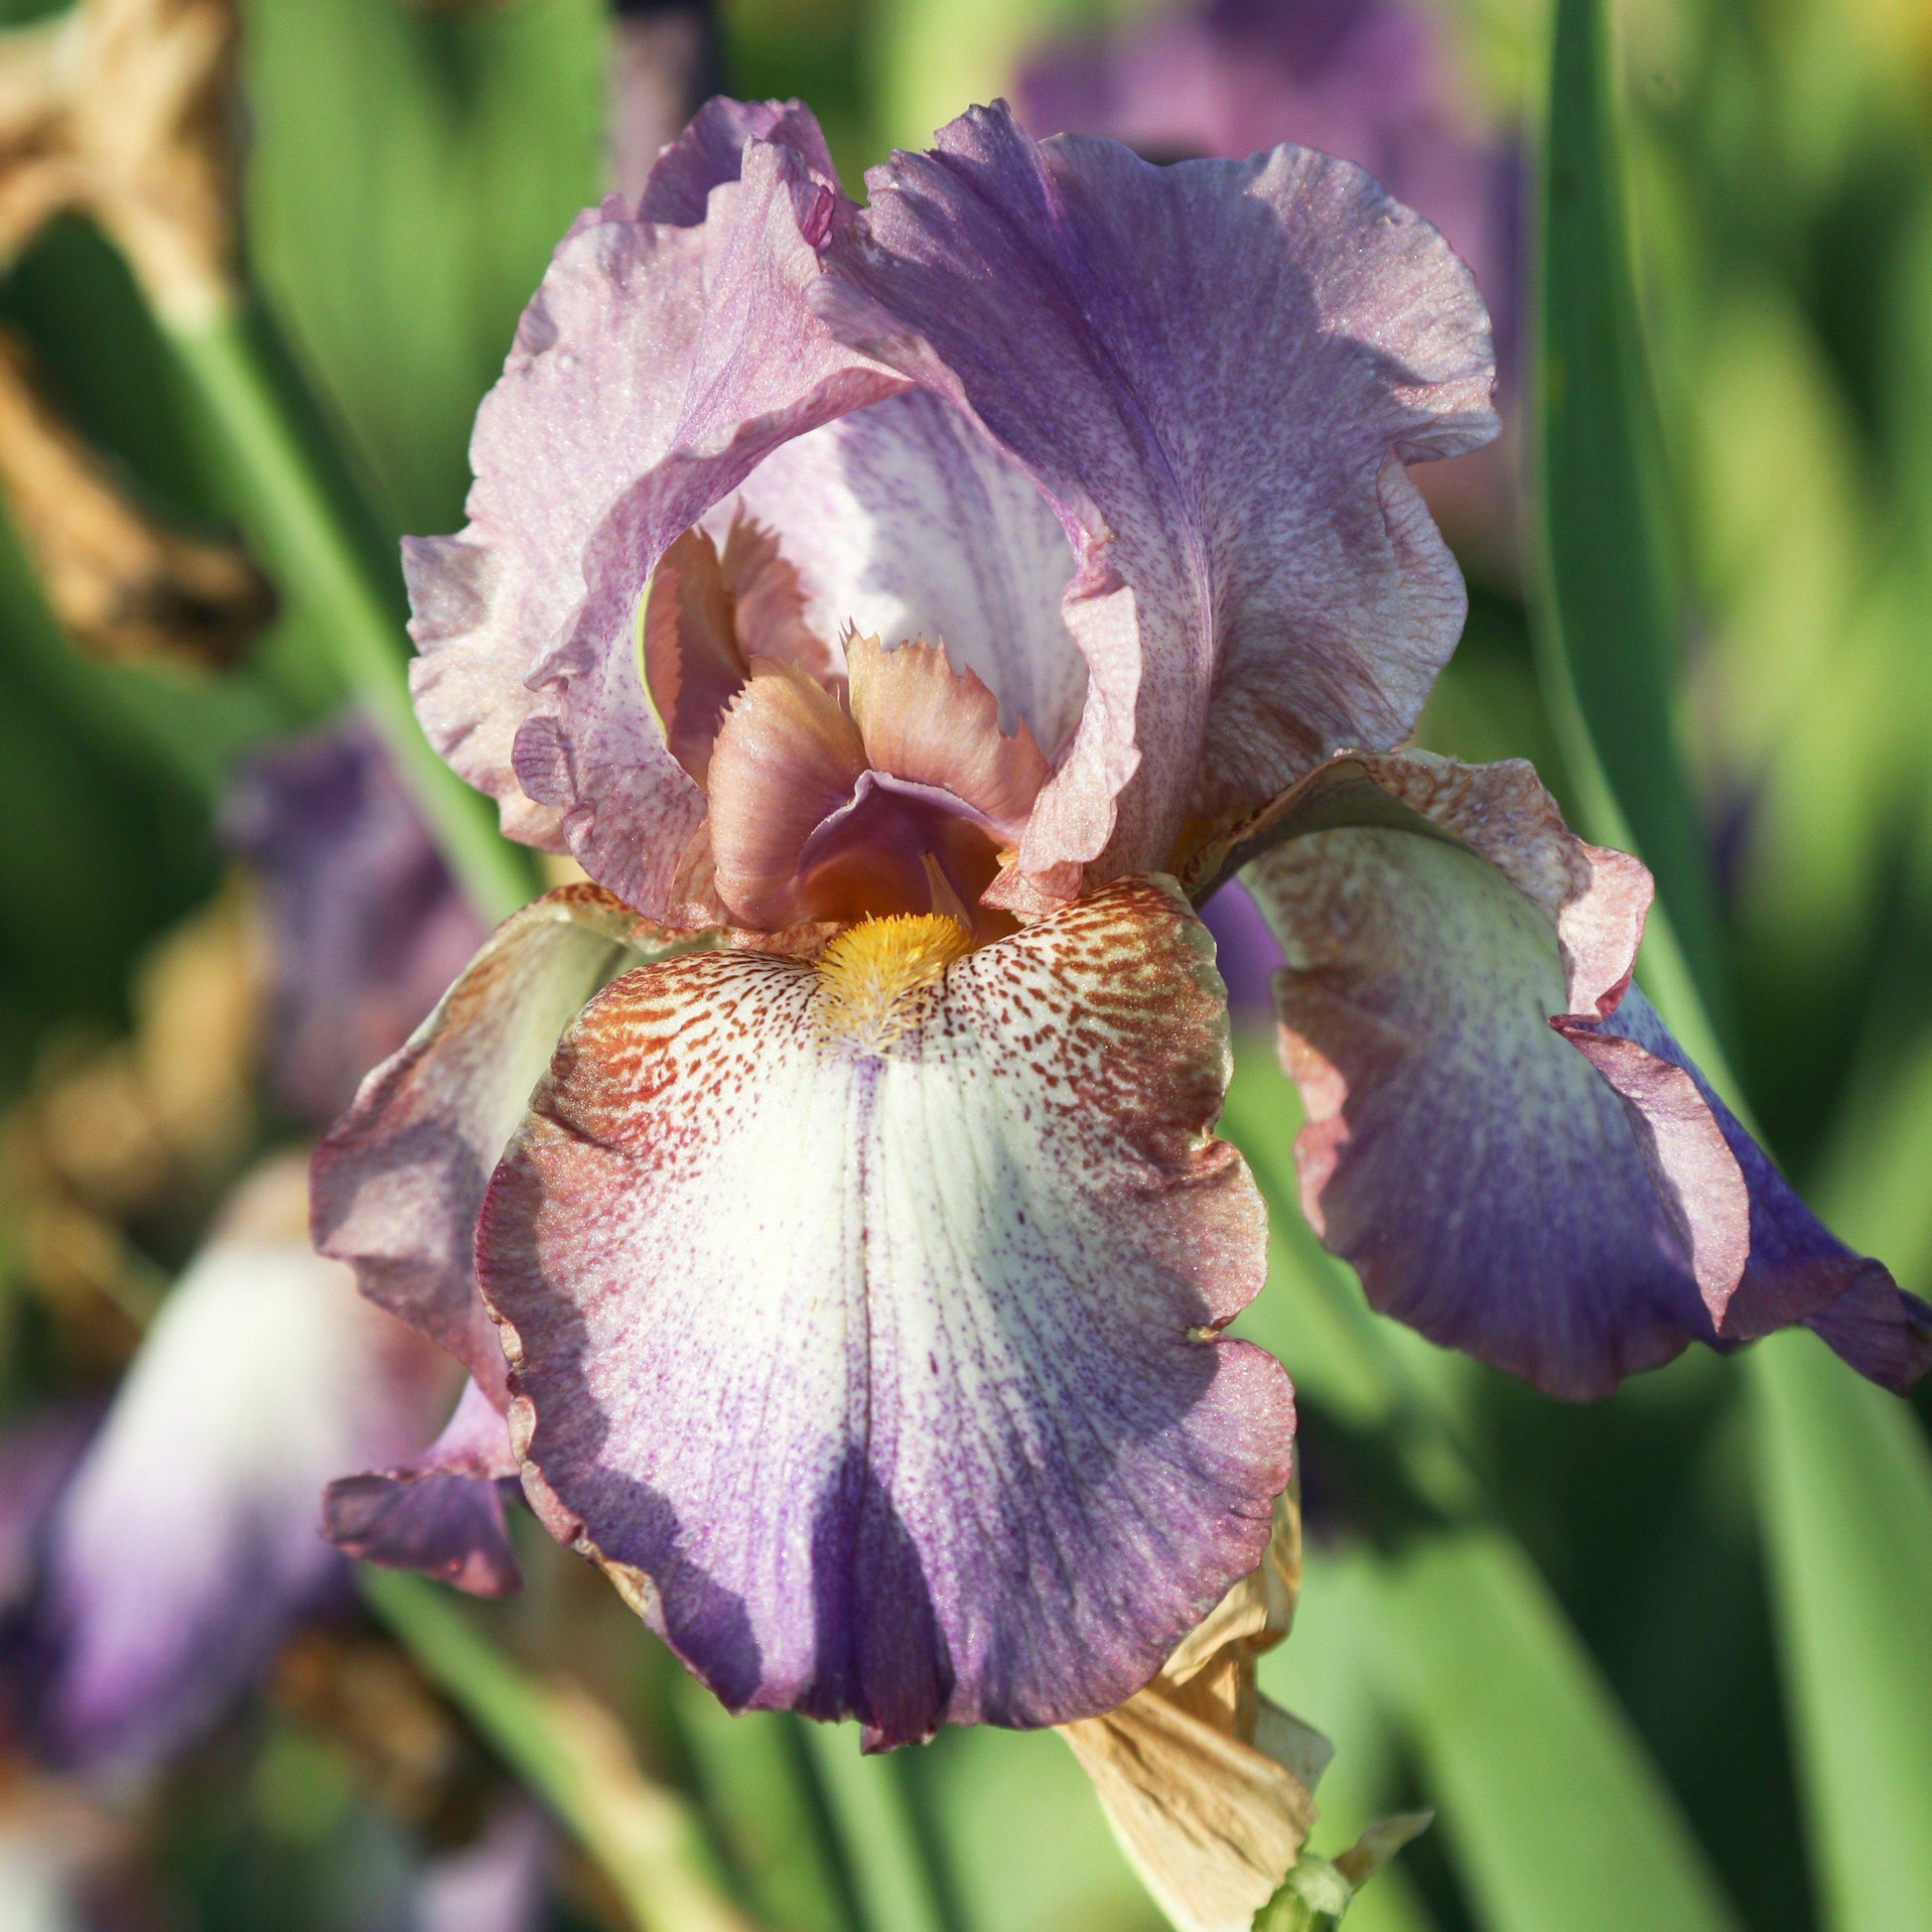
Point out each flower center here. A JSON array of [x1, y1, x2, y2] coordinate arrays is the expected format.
[[813, 913, 972, 1052]]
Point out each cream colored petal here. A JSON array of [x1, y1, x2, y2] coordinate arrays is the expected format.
[[1060, 1687, 1322, 1932]]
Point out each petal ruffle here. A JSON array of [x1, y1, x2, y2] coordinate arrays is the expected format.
[[312, 885, 694, 1405], [408, 97, 902, 897], [1235, 752, 1930, 1399], [13, 1158, 448, 1774], [477, 877, 1293, 1747], [821, 102, 1496, 892]]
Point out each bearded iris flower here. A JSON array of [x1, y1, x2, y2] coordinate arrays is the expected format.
[[314, 92, 1924, 1755]]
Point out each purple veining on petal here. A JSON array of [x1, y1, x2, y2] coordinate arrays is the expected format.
[[1014, 0, 1522, 565], [821, 102, 1495, 890], [222, 716, 488, 1126], [479, 879, 1292, 1747], [414, 92, 1490, 923], [1240, 750, 1927, 1398]]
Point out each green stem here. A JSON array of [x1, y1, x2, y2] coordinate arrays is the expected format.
[[157, 302, 536, 924], [798, 1724, 952, 1932], [360, 1567, 760, 1932]]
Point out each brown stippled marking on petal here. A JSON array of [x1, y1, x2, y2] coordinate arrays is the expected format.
[[477, 876, 1290, 1745]]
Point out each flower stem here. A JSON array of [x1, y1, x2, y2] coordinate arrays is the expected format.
[[156, 301, 537, 924], [798, 1723, 955, 1932]]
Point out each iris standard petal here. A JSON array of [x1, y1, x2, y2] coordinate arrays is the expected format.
[[721, 389, 1090, 759], [1234, 752, 1929, 1398], [820, 101, 1496, 891], [14, 1158, 447, 1774], [476, 878, 1292, 1749], [407, 98, 902, 901], [505, 137, 910, 917], [312, 885, 694, 1404]]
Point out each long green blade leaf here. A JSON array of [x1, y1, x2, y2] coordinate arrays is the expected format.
[[1533, 6, 1932, 1927], [1747, 1332, 1932, 1930], [1368, 1533, 1739, 1932], [360, 1568, 759, 1932], [1534, 0, 1725, 1007]]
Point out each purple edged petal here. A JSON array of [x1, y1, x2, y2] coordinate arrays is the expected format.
[[322, 1376, 522, 1599], [311, 884, 693, 1406], [407, 97, 897, 880], [819, 102, 1495, 892], [14, 1158, 448, 1774], [1235, 752, 1928, 1398], [1567, 996, 1932, 1392], [477, 878, 1293, 1748]]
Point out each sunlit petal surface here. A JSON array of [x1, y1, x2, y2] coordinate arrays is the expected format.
[[478, 879, 1291, 1746], [1237, 752, 1931, 1396]]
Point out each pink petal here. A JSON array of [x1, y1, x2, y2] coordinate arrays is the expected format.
[[819, 103, 1496, 893]]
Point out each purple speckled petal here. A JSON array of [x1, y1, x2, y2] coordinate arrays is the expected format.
[[222, 716, 488, 1125], [312, 885, 694, 1405], [502, 142, 912, 917], [819, 102, 1495, 893], [14, 1159, 448, 1774], [323, 1376, 522, 1598], [1238, 752, 1928, 1398], [407, 99, 900, 890], [718, 389, 1089, 761], [477, 877, 1293, 1748]]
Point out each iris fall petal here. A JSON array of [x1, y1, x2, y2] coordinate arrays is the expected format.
[[477, 877, 1292, 1747], [1233, 752, 1931, 1398], [311, 884, 690, 1408]]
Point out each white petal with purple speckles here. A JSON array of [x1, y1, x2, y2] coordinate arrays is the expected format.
[[478, 879, 1293, 1747]]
